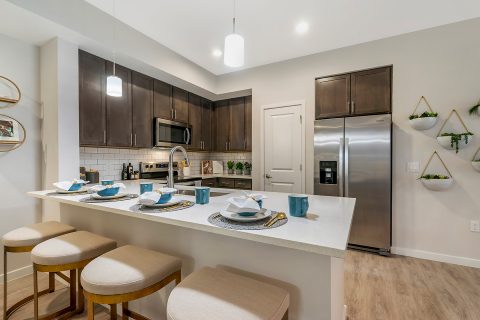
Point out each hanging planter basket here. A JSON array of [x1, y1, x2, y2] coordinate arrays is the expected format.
[[0, 75, 21, 106], [418, 151, 454, 191], [436, 109, 473, 153], [408, 96, 438, 130], [472, 147, 480, 172]]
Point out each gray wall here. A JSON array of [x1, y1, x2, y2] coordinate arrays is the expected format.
[[217, 18, 480, 266], [0, 33, 41, 278]]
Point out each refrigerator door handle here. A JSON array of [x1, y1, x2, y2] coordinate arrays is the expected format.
[[344, 137, 350, 197], [339, 138, 344, 197]]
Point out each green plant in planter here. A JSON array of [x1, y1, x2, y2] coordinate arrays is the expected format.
[[244, 162, 252, 175], [409, 111, 438, 120], [227, 160, 235, 174], [439, 132, 473, 153], [419, 174, 450, 180], [235, 161, 244, 174], [468, 103, 480, 116]]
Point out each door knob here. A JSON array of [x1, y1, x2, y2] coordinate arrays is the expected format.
[[265, 174, 272, 179]]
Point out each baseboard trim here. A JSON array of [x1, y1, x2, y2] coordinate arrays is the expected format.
[[0, 264, 33, 282], [391, 247, 480, 269]]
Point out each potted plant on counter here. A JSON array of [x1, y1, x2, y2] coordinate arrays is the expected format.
[[227, 161, 235, 174], [244, 162, 252, 175], [235, 162, 244, 175], [408, 96, 438, 130]]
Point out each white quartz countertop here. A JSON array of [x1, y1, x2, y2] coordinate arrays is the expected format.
[[28, 182, 355, 258]]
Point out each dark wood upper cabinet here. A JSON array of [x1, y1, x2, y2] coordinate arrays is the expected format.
[[214, 100, 230, 152], [244, 96, 252, 151], [105, 62, 132, 147], [229, 97, 246, 151], [132, 71, 153, 148], [79, 50, 106, 146], [315, 74, 350, 119], [350, 66, 391, 115], [172, 87, 189, 123], [315, 66, 391, 119], [201, 99, 212, 151], [188, 93, 203, 150], [153, 80, 172, 120]]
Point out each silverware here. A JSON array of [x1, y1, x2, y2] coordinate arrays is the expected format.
[[264, 213, 278, 227], [265, 212, 286, 227]]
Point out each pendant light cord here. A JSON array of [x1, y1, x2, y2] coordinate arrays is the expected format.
[[232, 0, 236, 33]]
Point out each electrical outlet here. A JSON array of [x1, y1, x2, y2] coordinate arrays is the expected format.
[[407, 161, 420, 173], [471, 220, 480, 233]]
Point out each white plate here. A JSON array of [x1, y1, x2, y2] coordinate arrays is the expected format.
[[91, 193, 127, 200], [141, 197, 181, 208], [55, 187, 87, 194], [219, 209, 272, 222]]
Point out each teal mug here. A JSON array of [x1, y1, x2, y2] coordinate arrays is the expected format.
[[101, 180, 114, 186], [288, 194, 309, 217], [140, 182, 153, 194], [195, 187, 210, 205]]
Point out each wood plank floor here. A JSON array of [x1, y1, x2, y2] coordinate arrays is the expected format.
[[1, 250, 479, 320]]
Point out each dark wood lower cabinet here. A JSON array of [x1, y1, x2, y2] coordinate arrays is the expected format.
[[201, 178, 217, 188], [132, 72, 153, 148], [106, 62, 132, 147], [203, 177, 252, 190]]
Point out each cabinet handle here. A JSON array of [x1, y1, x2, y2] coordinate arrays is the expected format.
[[351, 101, 355, 114], [134, 134, 137, 146], [130, 133, 133, 146], [244, 139, 246, 150], [103, 130, 106, 144], [171, 109, 174, 119], [225, 142, 228, 150], [174, 109, 177, 119], [228, 141, 231, 150]]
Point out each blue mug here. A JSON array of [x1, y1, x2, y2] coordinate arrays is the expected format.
[[195, 187, 210, 205], [288, 194, 309, 217], [140, 182, 153, 194], [101, 180, 114, 186]]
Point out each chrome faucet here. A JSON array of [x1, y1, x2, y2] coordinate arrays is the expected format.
[[167, 146, 190, 188]]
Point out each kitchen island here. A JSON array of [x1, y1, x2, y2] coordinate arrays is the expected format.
[[29, 182, 355, 320]]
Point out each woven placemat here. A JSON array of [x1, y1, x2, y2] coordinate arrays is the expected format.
[[79, 194, 139, 203], [46, 190, 88, 196], [208, 211, 287, 230], [130, 200, 195, 213]]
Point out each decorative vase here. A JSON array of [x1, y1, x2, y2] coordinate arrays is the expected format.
[[228, 169, 234, 174], [236, 169, 243, 175], [244, 169, 251, 175], [420, 178, 453, 191], [409, 117, 437, 130], [437, 135, 473, 151]]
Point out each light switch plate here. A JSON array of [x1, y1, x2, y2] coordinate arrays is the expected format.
[[407, 161, 420, 173], [471, 220, 480, 233]]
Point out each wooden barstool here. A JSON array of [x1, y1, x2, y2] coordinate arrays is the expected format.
[[81, 245, 182, 320], [2, 221, 76, 320], [167, 267, 290, 320], [31, 230, 117, 320]]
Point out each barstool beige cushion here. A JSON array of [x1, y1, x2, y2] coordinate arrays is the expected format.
[[31, 231, 116, 266], [167, 267, 289, 320], [81, 245, 182, 295], [2, 221, 75, 248]]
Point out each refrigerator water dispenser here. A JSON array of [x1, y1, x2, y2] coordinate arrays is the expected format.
[[320, 161, 337, 184]]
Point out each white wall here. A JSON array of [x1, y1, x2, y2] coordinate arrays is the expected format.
[[217, 18, 480, 266], [0, 34, 41, 279]]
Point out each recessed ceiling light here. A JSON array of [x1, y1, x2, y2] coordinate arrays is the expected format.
[[295, 21, 309, 35], [212, 49, 223, 57]]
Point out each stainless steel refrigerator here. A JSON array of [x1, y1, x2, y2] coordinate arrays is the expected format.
[[314, 114, 392, 255]]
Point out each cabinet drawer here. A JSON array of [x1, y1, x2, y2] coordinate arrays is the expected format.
[[234, 179, 252, 190], [202, 178, 217, 188], [217, 178, 235, 188]]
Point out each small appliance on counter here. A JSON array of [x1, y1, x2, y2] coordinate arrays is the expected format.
[[85, 170, 99, 184], [140, 161, 201, 186]]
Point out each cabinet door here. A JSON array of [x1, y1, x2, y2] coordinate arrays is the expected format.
[[234, 179, 252, 190], [244, 95, 252, 151], [79, 50, 106, 146], [132, 71, 153, 148], [218, 178, 235, 189], [315, 74, 350, 119], [229, 97, 246, 151], [201, 99, 212, 151], [106, 62, 132, 147], [351, 66, 391, 115], [172, 87, 189, 123], [153, 80, 172, 119], [214, 100, 230, 151], [188, 93, 202, 150]]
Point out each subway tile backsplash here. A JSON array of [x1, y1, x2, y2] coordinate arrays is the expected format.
[[80, 147, 252, 181]]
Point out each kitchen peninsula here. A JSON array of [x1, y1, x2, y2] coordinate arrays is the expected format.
[[29, 183, 355, 320]]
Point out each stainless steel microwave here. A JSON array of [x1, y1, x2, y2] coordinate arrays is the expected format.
[[155, 118, 191, 148]]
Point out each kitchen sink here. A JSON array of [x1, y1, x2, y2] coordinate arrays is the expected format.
[[176, 190, 230, 197]]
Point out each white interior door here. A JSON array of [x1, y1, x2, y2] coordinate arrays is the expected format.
[[263, 104, 303, 193]]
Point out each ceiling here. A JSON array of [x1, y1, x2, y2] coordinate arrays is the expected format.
[[85, 0, 480, 75]]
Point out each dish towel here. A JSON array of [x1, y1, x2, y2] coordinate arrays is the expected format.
[[226, 194, 267, 214], [88, 183, 126, 193], [138, 188, 177, 205], [53, 179, 88, 191]]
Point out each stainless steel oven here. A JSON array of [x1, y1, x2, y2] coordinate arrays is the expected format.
[[155, 118, 191, 148]]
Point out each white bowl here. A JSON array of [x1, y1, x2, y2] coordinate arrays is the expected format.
[[436, 135, 473, 151], [409, 117, 437, 130], [471, 161, 480, 172], [421, 178, 453, 191]]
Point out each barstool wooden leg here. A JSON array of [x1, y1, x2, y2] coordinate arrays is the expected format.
[[175, 270, 181, 285], [78, 267, 85, 313], [69, 269, 77, 311], [87, 298, 95, 320], [110, 304, 118, 320], [48, 272, 55, 293], [33, 266, 39, 320], [3, 248, 7, 320], [122, 302, 128, 320]]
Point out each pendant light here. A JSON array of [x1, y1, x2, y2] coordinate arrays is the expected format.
[[224, 0, 244, 67], [106, 0, 122, 97]]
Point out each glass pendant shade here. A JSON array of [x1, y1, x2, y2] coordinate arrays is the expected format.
[[106, 75, 122, 97], [224, 33, 244, 67]]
